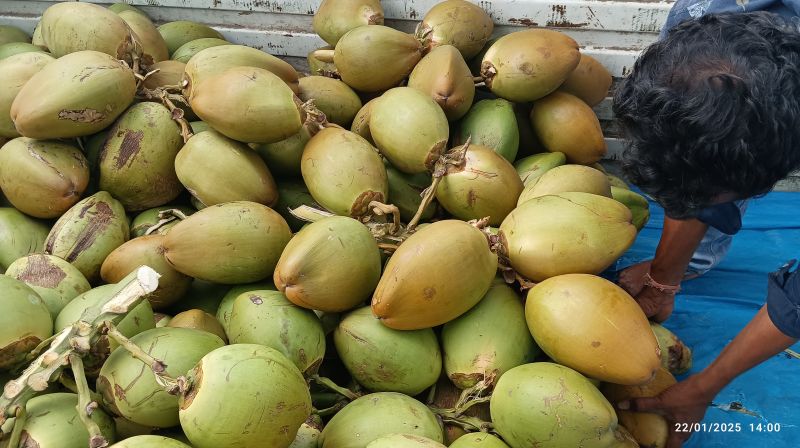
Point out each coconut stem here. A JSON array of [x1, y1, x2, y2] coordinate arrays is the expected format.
[[313, 401, 347, 417], [438, 413, 494, 433], [311, 49, 335, 63], [407, 137, 471, 232], [310, 375, 360, 401], [105, 326, 185, 396], [144, 209, 189, 235], [6, 407, 26, 448], [138, 87, 194, 143], [289, 205, 335, 223], [70, 355, 108, 448], [367, 201, 401, 235], [0, 267, 159, 429]]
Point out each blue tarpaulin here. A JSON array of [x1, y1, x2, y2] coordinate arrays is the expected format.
[[615, 191, 800, 447]]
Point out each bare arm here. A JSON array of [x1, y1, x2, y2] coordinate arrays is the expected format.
[[621, 305, 797, 447], [619, 216, 709, 321]]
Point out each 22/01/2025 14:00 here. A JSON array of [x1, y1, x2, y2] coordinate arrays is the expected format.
[[674, 422, 782, 432]]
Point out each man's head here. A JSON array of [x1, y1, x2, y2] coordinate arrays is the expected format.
[[614, 12, 800, 218]]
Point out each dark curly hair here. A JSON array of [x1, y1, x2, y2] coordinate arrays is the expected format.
[[614, 11, 800, 218]]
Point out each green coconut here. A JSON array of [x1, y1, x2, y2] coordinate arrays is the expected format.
[[436, 143, 523, 225], [175, 129, 278, 206], [334, 306, 441, 395], [109, 435, 192, 448], [0, 137, 89, 218], [450, 433, 510, 448], [499, 192, 636, 282], [157, 21, 224, 55], [514, 152, 566, 186], [254, 106, 328, 178], [331, 25, 423, 92], [650, 322, 693, 375], [531, 91, 607, 164], [417, 0, 494, 59], [313, 0, 384, 46], [108, 3, 147, 15], [5, 254, 91, 319], [119, 10, 168, 62], [606, 174, 626, 188], [10, 50, 136, 139], [130, 205, 195, 238], [0, 275, 52, 370], [408, 45, 475, 121], [39, 2, 135, 60], [350, 98, 377, 145], [442, 282, 539, 389], [0, 51, 54, 138], [0, 42, 45, 60], [0, 207, 49, 271], [0, 25, 30, 46], [298, 75, 362, 126], [44, 191, 129, 282], [100, 234, 192, 309], [163, 201, 292, 284], [368, 434, 447, 448], [189, 120, 210, 134], [215, 281, 276, 334], [372, 220, 497, 330], [30, 22, 45, 49], [154, 313, 172, 328], [517, 164, 612, 206], [166, 309, 228, 342], [319, 392, 444, 448], [481, 29, 580, 102], [526, 274, 661, 385], [227, 290, 326, 375], [182, 44, 300, 95], [98, 102, 184, 211], [189, 66, 304, 144], [97, 327, 225, 428], [490, 363, 633, 448], [19, 393, 116, 448], [386, 165, 436, 223], [611, 186, 651, 231], [455, 99, 519, 162], [171, 37, 229, 63], [371, 87, 450, 174], [165, 279, 231, 316], [301, 127, 388, 217], [179, 344, 312, 448], [274, 216, 381, 313], [273, 180, 321, 231], [307, 45, 338, 76]]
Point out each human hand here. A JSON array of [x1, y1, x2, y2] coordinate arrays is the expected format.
[[617, 374, 717, 448], [635, 285, 676, 322], [618, 260, 652, 296]]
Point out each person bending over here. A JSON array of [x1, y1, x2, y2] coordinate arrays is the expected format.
[[613, 11, 800, 447]]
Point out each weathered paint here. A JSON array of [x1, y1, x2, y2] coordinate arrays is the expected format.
[[0, 0, 672, 163]]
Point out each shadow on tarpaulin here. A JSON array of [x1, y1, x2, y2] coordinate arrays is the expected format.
[[606, 191, 800, 447]]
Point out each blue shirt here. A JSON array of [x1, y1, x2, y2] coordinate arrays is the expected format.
[[662, 0, 800, 37]]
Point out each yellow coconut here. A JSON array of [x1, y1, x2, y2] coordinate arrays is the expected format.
[[602, 368, 678, 448], [525, 274, 662, 385], [517, 164, 611, 206], [530, 91, 607, 164], [500, 191, 637, 281]]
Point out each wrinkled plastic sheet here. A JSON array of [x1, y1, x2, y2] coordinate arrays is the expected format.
[[613, 191, 800, 446]]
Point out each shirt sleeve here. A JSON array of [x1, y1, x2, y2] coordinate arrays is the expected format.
[[766, 260, 800, 339], [695, 201, 745, 235]]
